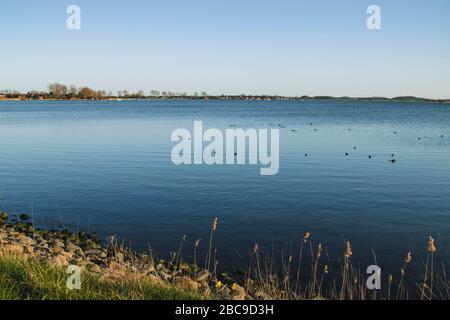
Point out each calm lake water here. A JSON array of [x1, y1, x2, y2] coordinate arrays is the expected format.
[[1, 100, 449, 270]]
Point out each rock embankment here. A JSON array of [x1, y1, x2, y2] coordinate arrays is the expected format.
[[0, 212, 247, 300]]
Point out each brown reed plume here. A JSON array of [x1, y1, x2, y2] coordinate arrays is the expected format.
[[310, 243, 322, 298], [206, 218, 218, 274], [421, 236, 437, 300], [396, 251, 413, 299], [193, 238, 201, 276], [295, 232, 310, 294], [174, 235, 187, 267], [340, 241, 353, 299]]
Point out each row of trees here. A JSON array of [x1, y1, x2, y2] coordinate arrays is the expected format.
[[47, 83, 208, 99], [48, 83, 110, 99], [1, 84, 209, 100]]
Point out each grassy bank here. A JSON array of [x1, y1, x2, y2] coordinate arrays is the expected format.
[[1, 214, 450, 300], [0, 253, 203, 300]]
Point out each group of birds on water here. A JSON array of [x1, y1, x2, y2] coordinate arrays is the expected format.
[[303, 148, 396, 163], [227, 122, 447, 164]]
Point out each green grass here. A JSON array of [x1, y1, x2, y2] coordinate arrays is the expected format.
[[0, 255, 204, 300]]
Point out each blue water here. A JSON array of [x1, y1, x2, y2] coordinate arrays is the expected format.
[[1, 100, 449, 270]]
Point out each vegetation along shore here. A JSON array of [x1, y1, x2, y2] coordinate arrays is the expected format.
[[1, 83, 449, 104], [1, 212, 449, 300]]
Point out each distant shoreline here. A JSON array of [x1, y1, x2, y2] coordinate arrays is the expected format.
[[2, 83, 449, 103], [1, 96, 449, 104]]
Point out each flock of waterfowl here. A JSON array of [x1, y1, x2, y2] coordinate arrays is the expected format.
[[227, 122, 447, 164]]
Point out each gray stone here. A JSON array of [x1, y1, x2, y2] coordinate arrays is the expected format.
[[66, 242, 83, 254]]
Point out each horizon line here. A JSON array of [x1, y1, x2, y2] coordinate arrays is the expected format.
[[1, 83, 450, 102]]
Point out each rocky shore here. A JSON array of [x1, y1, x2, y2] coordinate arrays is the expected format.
[[0, 212, 247, 300]]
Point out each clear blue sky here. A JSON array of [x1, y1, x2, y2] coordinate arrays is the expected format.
[[1, 0, 449, 98]]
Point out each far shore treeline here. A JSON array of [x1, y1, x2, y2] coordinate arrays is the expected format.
[[0, 83, 449, 103]]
